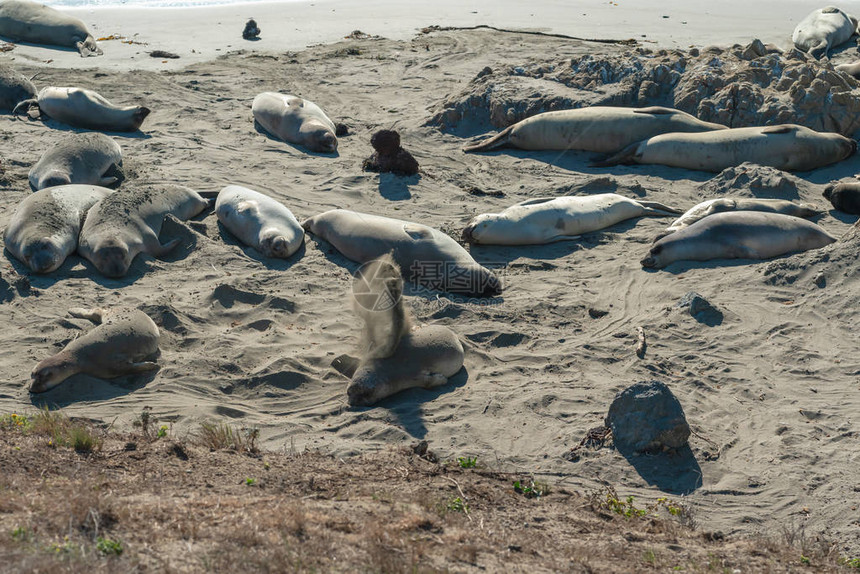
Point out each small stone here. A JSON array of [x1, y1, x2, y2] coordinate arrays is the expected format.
[[741, 39, 766, 60], [605, 380, 691, 453], [588, 308, 609, 319], [150, 50, 179, 59], [676, 291, 723, 326]]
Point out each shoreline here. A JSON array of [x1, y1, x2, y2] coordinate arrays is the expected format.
[[1, 0, 832, 72]]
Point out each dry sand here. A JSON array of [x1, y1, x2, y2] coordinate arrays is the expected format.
[[1, 0, 859, 558]]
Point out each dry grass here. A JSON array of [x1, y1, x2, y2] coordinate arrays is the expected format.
[[0, 408, 858, 573]]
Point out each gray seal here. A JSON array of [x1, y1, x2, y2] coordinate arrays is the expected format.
[[252, 92, 337, 153], [463, 106, 727, 154], [346, 254, 464, 406], [30, 307, 160, 393], [14, 86, 150, 131], [641, 212, 837, 269], [792, 6, 858, 59], [78, 183, 211, 277], [4, 184, 112, 273], [302, 209, 501, 297], [596, 125, 856, 172], [655, 198, 822, 241], [0, 64, 36, 111], [29, 132, 123, 190], [0, 0, 102, 57]]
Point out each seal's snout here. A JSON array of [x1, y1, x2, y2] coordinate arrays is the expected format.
[[319, 132, 338, 153], [461, 221, 476, 243], [133, 107, 151, 130], [94, 245, 130, 278], [29, 368, 50, 394], [346, 383, 372, 407], [25, 243, 60, 274], [640, 256, 657, 268], [823, 185, 834, 200], [850, 139, 858, 156]]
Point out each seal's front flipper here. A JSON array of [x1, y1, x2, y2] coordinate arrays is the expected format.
[[421, 372, 449, 388], [68, 307, 105, 324], [809, 40, 829, 59], [153, 238, 181, 257], [125, 361, 160, 374], [11, 98, 37, 118], [100, 163, 125, 188]]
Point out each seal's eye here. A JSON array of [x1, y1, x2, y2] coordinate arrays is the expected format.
[[651, 244, 663, 255]]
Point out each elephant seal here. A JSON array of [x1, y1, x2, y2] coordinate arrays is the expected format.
[[78, 183, 211, 278], [30, 307, 159, 393], [462, 194, 681, 245], [215, 184, 304, 258], [252, 92, 337, 153], [823, 181, 860, 214], [0, 0, 102, 57], [13, 87, 150, 131], [29, 132, 123, 191], [346, 255, 463, 406], [0, 64, 35, 111], [4, 184, 112, 273], [302, 209, 501, 297], [792, 6, 857, 59], [641, 212, 837, 269], [596, 124, 856, 172], [463, 106, 727, 154], [836, 60, 860, 78], [655, 198, 822, 241]]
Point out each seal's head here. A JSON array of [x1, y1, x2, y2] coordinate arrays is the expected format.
[[132, 107, 151, 130], [301, 121, 338, 153], [460, 214, 499, 244], [30, 351, 77, 393], [34, 170, 71, 191], [641, 242, 664, 269], [347, 368, 387, 407], [92, 239, 132, 278], [22, 238, 63, 274]]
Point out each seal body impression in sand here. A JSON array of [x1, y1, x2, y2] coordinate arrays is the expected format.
[[347, 254, 464, 406], [823, 181, 860, 215], [596, 124, 857, 172], [463, 106, 726, 154], [0, 0, 102, 57], [30, 307, 160, 393], [655, 198, 822, 241], [29, 132, 123, 190], [252, 92, 337, 153], [4, 184, 113, 273], [302, 209, 501, 297], [13, 87, 150, 132], [792, 6, 858, 59], [362, 130, 419, 176], [78, 183, 211, 278], [215, 184, 304, 258], [462, 194, 681, 245], [641, 211, 836, 269]]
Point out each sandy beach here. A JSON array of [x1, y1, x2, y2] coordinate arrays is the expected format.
[[1, 0, 860, 561]]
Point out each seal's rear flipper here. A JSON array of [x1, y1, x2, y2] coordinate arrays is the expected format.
[[76, 36, 103, 58], [462, 125, 514, 153], [590, 142, 640, 168], [11, 98, 38, 118]]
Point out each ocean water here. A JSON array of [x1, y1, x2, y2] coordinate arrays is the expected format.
[[43, 0, 282, 7]]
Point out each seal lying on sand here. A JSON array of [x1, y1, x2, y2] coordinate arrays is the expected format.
[[462, 194, 681, 245], [78, 183, 211, 278], [29, 132, 123, 190], [0, 64, 35, 111], [823, 181, 860, 214], [595, 125, 856, 172], [4, 184, 112, 273], [0, 0, 102, 57], [13, 87, 150, 131], [463, 106, 726, 154], [641, 212, 836, 269], [655, 198, 822, 241], [792, 6, 858, 59], [302, 209, 501, 297], [30, 307, 159, 393], [215, 184, 304, 259], [347, 254, 464, 406], [252, 92, 337, 153]]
